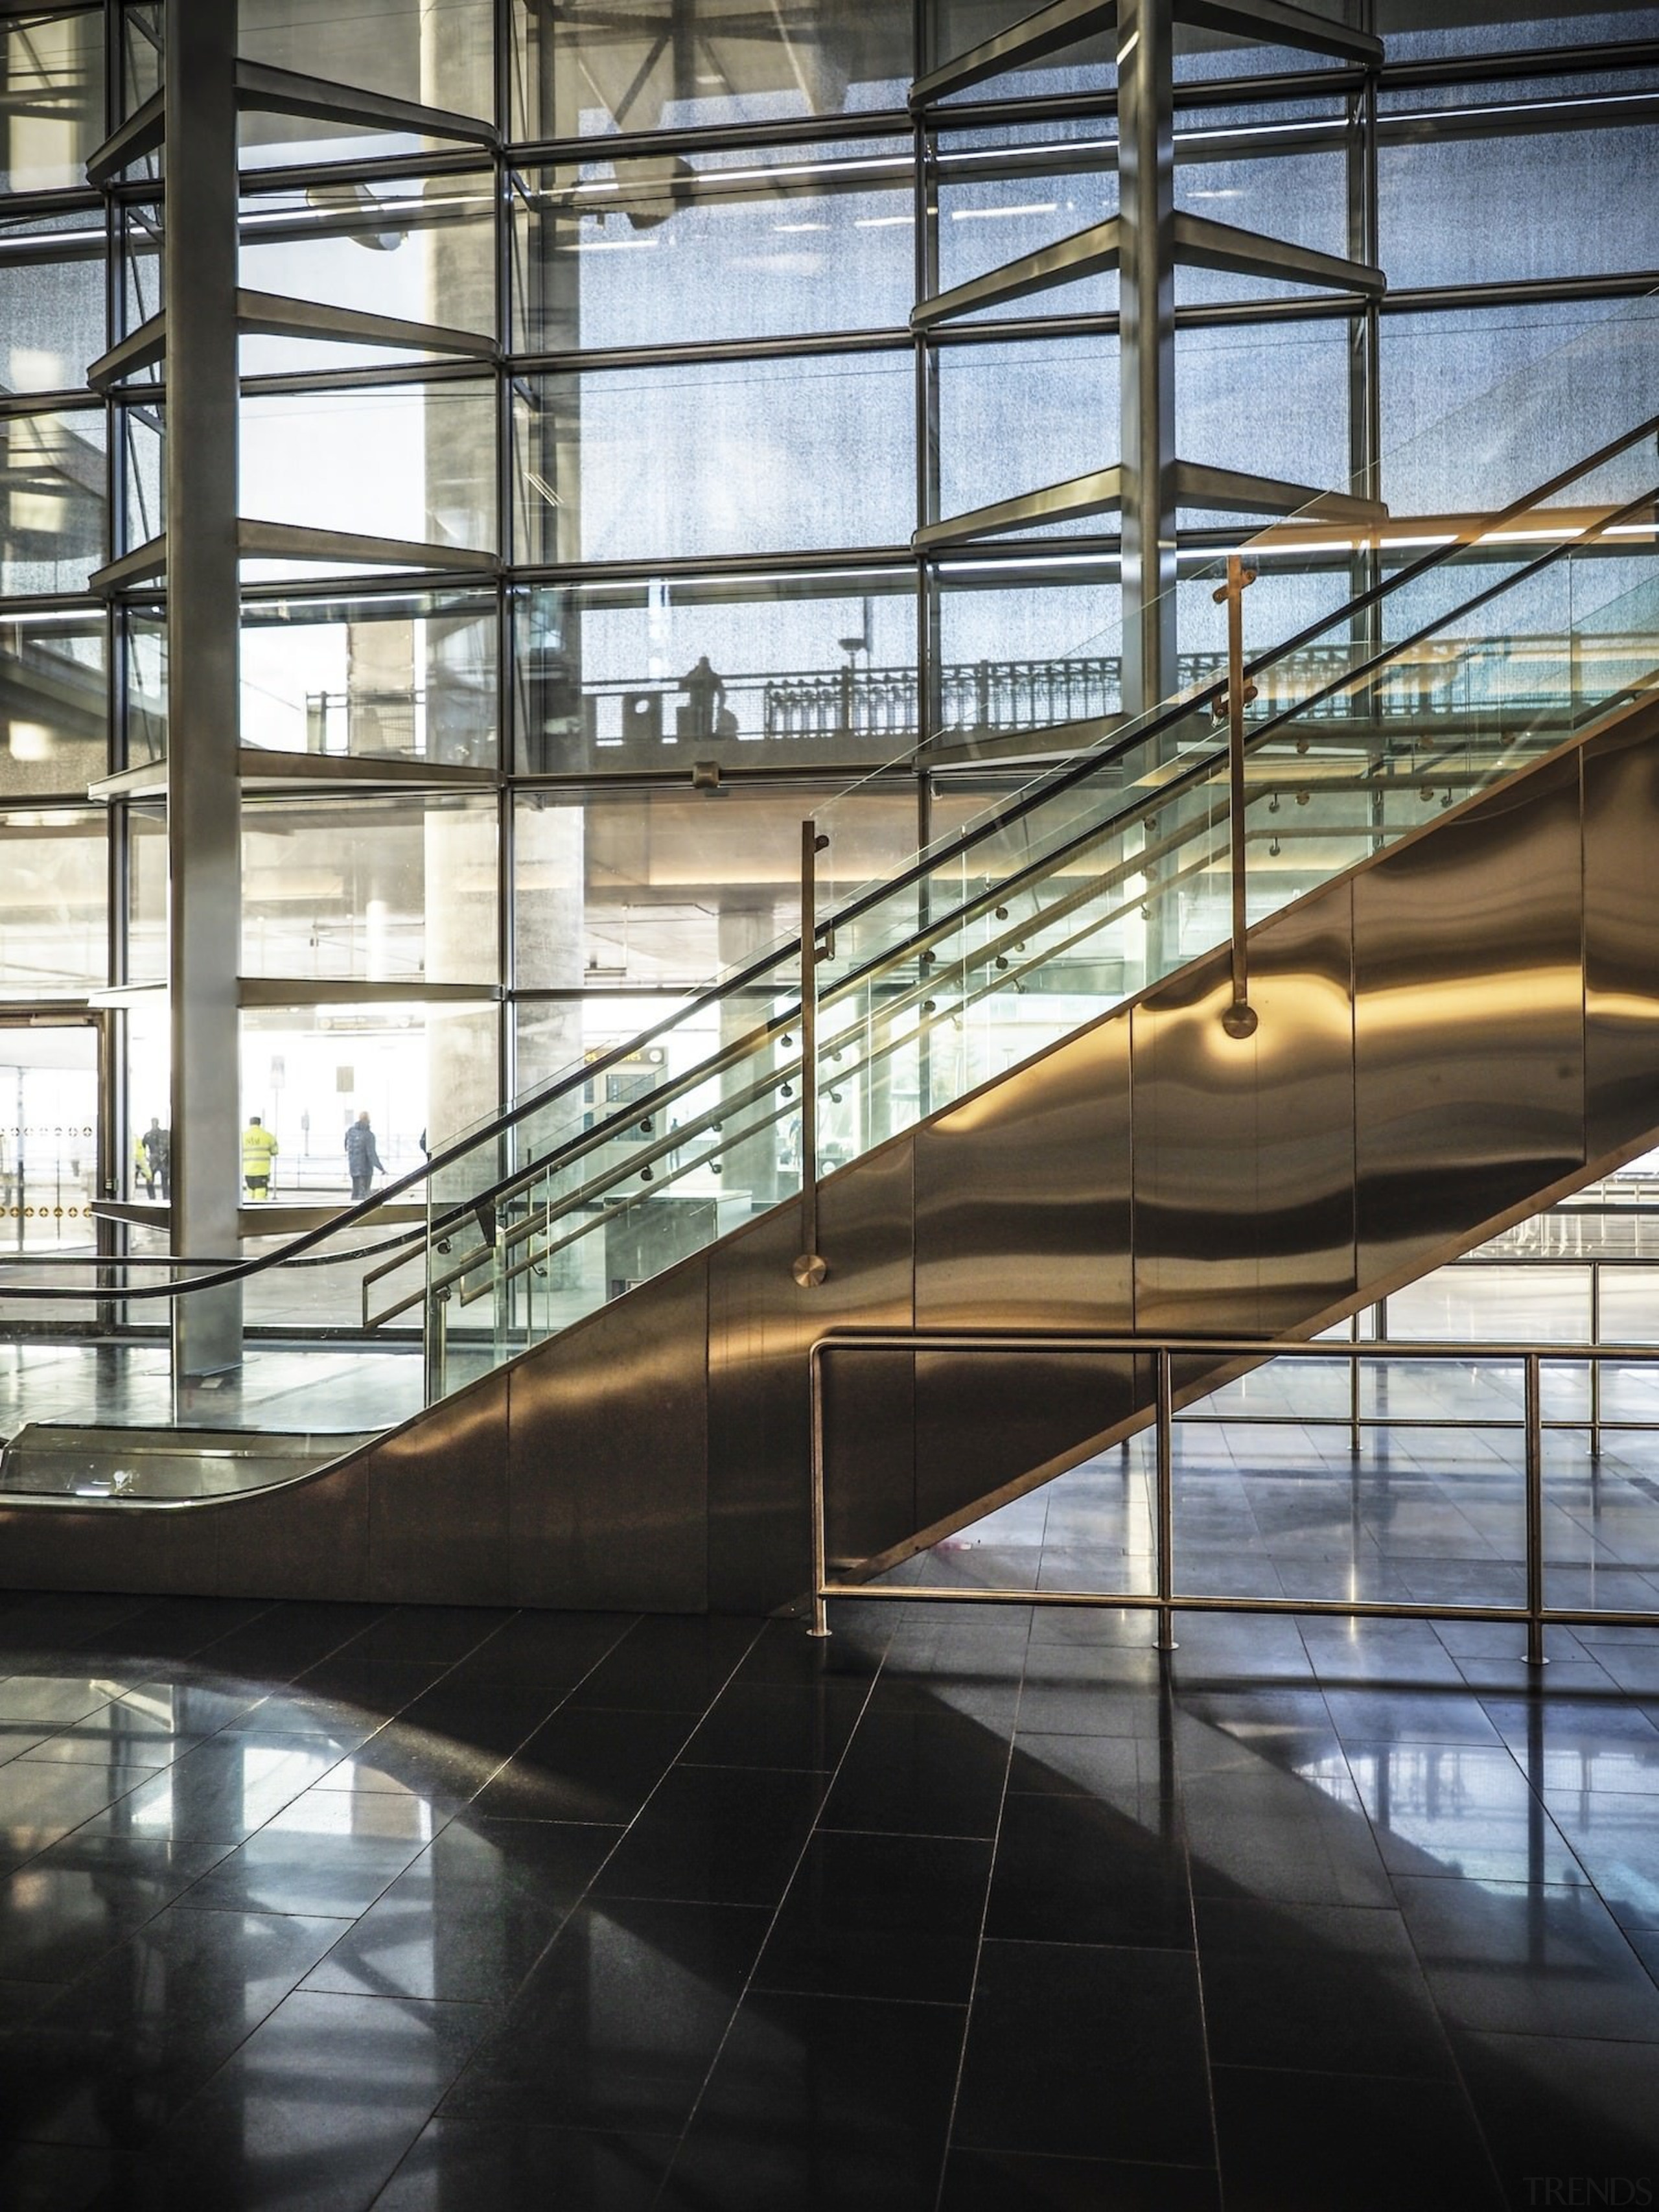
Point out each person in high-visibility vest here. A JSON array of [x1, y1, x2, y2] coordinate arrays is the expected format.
[[242, 1115, 279, 1202]]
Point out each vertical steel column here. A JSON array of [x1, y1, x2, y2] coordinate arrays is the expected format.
[[1525, 1352, 1546, 1668], [165, 0, 244, 1377], [1117, 0, 1176, 723], [1590, 1259, 1603, 1461], [792, 821, 827, 1290], [1155, 1347, 1178, 1652]]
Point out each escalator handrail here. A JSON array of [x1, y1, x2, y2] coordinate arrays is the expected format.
[[3, 416, 1656, 1305]]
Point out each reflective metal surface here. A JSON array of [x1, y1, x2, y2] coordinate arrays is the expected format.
[[507, 1252, 710, 1613], [3, 698, 1657, 1614], [1354, 749, 1586, 1289], [708, 1141, 915, 1609], [1133, 897, 1356, 1337], [1584, 718, 1659, 1162]]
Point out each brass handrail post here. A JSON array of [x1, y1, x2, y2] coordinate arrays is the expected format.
[[1214, 553, 1259, 1040], [1525, 1351, 1547, 1668], [1155, 1348, 1178, 1652], [792, 819, 828, 1290]]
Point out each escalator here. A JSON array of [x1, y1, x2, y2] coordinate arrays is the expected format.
[[1, 395, 1658, 1612]]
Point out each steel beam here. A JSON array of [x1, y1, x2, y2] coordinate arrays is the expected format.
[[235, 59, 496, 146], [1176, 0, 1382, 63], [1172, 211, 1385, 296], [85, 86, 165, 187], [88, 537, 167, 595], [913, 465, 1124, 550], [166, 0, 244, 1377], [87, 312, 167, 391], [912, 216, 1121, 331], [237, 520, 499, 573], [235, 289, 497, 362], [1172, 459, 1387, 525], [911, 0, 1114, 107]]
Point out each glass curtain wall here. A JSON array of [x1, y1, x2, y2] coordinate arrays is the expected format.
[[0, 0, 1654, 1286]]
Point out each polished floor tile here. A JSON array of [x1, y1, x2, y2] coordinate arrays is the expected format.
[[754, 1828, 992, 2004], [661, 1988, 965, 2211], [446, 1896, 769, 2137], [954, 1939, 1212, 2165], [1209, 2064, 1505, 2210], [590, 1764, 824, 1907], [0, 1590, 1653, 2207], [372, 2115, 675, 2211]]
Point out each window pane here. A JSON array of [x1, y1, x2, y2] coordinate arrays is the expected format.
[[0, 613, 105, 798], [0, 410, 107, 594], [514, 143, 912, 353], [515, 782, 918, 992], [0, 808, 107, 995], [240, 176, 496, 375], [936, 150, 1117, 323], [241, 794, 500, 986], [936, 337, 1119, 526], [242, 589, 498, 767], [1176, 320, 1352, 506], [515, 354, 915, 563], [1375, 0, 1659, 64], [239, 1001, 500, 1169], [516, 570, 918, 774], [1174, 147, 1349, 306], [1380, 299, 1659, 514], [241, 382, 498, 554], [0, 217, 105, 397], [240, 0, 494, 165], [1380, 124, 1659, 289], [935, 563, 1120, 741], [124, 610, 166, 769], [0, 11, 105, 195], [512, 0, 909, 141], [128, 804, 165, 984]]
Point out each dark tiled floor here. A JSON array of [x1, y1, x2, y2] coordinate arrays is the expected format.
[[0, 1589, 1656, 2207]]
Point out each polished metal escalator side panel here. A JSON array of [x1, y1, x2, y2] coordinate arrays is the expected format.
[[1354, 748, 1587, 1291], [1584, 714, 1659, 1161], [912, 1011, 1137, 1548], [2, 696, 1658, 1612], [708, 1141, 916, 1613]]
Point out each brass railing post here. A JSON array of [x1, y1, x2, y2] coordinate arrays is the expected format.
[[793, 819, 828, 1290], [1155, 1348, 1178, 1651], [1214, 553, 1259, 1040], [1525, 1351, 1546, 1668], [809, 1342, 831, 1637]]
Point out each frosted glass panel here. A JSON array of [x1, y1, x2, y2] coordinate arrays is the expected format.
[[936, 338, 1119, 525], [1176, 320, 1352, 501], [515, 354, 915, 563], [0, 411, 107, 595], [1380, 126, 1659, 288], [241, 384, 497, 553], [515, 144, 912, 351]]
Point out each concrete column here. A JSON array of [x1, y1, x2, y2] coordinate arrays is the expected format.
[[165, 0, 243, 1374]]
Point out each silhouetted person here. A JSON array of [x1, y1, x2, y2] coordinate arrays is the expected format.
[[345, 1111, 385, 1201], [680, 655, 726, 738], [141, 1117, 170, 1201]]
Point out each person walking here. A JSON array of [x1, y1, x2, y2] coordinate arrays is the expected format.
[[345, 1110, 385, 1201], [242, 1115, 279, 1203], [133, 1130, 153, 1200], [679, 654, 726, 739], [141, 1117, 170, 1201]]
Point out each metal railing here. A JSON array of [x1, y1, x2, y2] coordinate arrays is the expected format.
[[808, 1329, 1659, 1662]]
